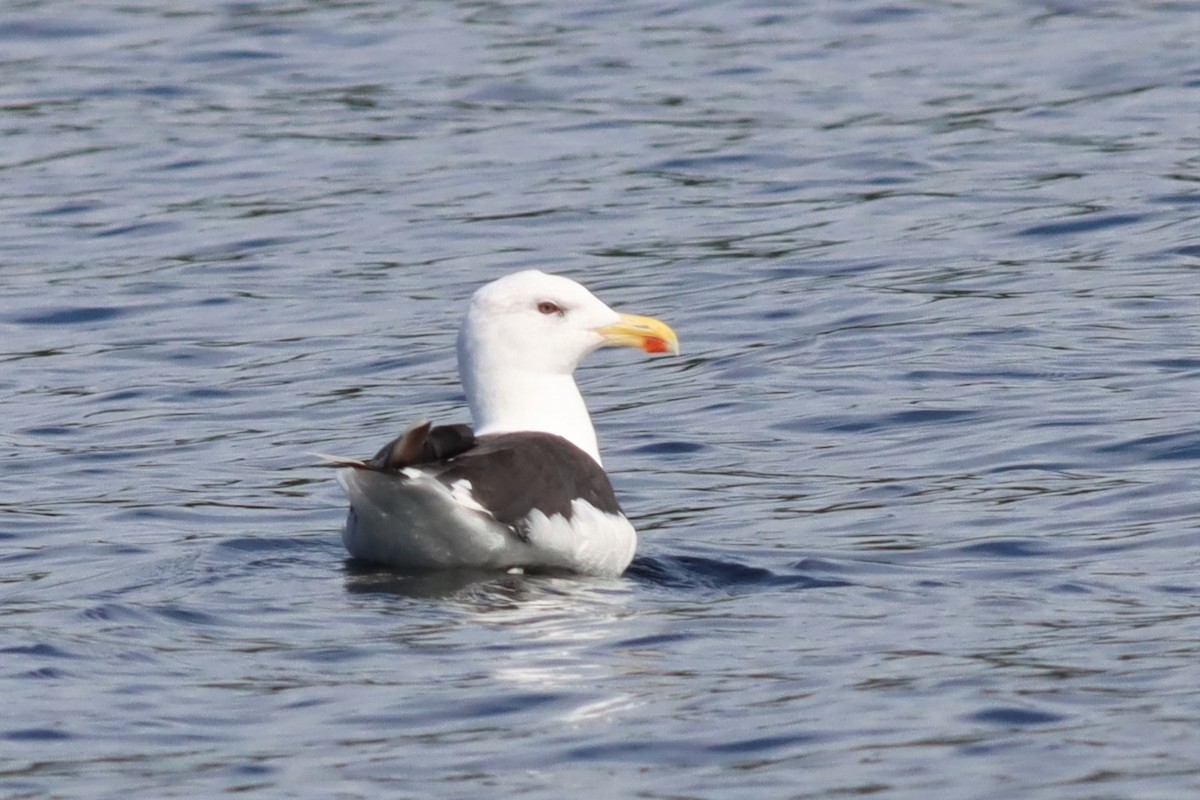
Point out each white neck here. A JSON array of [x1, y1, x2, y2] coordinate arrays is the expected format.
[[462, 363, 602, 465]]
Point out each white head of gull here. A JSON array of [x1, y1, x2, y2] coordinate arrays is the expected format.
[[328, 270, 679, 578], [457, 269, 677, 465]]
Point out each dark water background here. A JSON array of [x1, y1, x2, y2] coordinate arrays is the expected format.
[[3, 2, 1199, 797]]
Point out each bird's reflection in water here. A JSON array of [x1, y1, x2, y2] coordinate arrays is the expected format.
[[343, 559, 532, 600], [341, 558, 641, 715], [341, 559, 631, 603]]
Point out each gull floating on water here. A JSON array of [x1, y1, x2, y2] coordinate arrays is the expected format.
[[322, 270, 679, 577]]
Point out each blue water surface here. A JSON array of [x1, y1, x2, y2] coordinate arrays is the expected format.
[[2, 2, 1199, 798]]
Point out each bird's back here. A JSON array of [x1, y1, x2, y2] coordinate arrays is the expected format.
[[338, 426, 636, 576]]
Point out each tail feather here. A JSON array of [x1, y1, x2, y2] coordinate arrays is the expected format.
[[310, 452, 369, 468]]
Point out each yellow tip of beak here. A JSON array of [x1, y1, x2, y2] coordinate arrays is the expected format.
[[598, 312, 680, 355]]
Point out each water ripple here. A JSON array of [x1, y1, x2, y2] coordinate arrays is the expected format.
[[2, 1, 1198, 798]]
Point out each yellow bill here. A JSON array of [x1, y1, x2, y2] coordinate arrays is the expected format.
[[598, 313, 680, 355]]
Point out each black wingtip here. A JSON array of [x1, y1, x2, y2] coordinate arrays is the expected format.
[[368, 422, 477, 471]]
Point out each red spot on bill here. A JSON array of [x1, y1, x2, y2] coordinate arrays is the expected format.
[[642, 336, 670, 354]]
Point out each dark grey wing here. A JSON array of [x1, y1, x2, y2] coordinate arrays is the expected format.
[[427, 432, 622, 529]]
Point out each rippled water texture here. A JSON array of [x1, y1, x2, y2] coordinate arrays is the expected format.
[[3, 2, 1199, 798]]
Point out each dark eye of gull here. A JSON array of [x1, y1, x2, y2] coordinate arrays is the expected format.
[[537, 301, 565, 316]]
